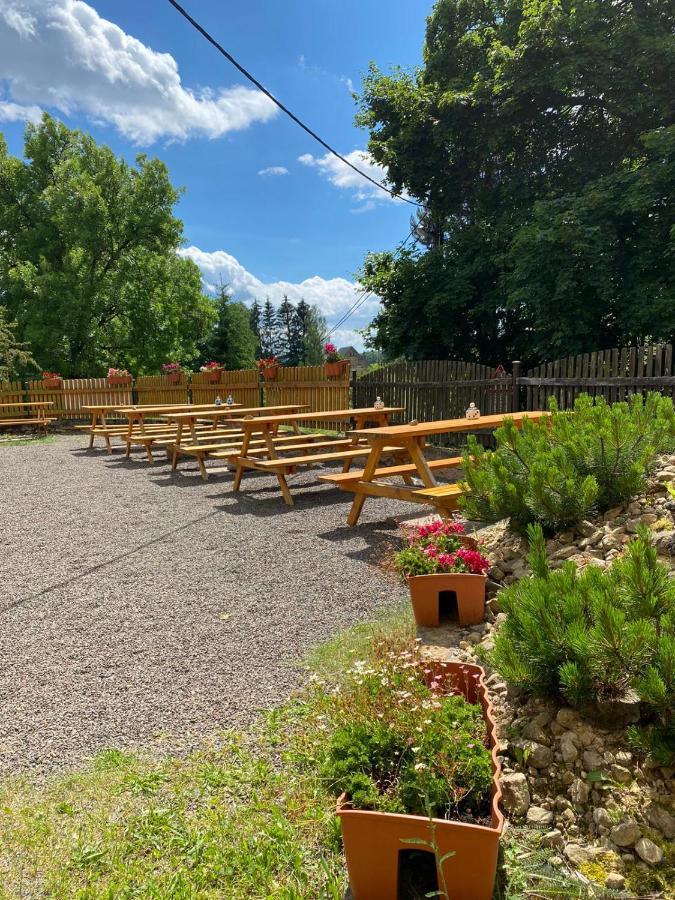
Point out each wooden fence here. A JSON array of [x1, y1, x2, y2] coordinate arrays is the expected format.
[[521, 343, 675, 410], [264, 363, 351, 428], [0, 364, 348, 422]]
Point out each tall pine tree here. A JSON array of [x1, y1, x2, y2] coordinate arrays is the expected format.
[[249, 300, 262, 357], [259, 299, 279, 357]]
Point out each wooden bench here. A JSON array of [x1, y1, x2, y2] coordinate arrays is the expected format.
[[175, 433, 330, 479], [0, 402, 55, 435], [247, 444, 403, 474], [320, 456, 464, 486], [411, 483, 466, 511]]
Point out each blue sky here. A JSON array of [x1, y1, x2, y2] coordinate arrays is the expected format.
[[0, 0, 431, 347]]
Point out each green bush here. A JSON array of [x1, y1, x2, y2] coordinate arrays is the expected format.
[[320, 646, 493, 819], [489, 527, 675, 763], [459, 393, 675, 532]]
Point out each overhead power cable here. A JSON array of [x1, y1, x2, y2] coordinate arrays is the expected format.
[[165, 0, 424, 209], [326, 228, 416, 338]]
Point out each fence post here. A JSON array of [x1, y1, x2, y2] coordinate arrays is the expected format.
[[511, 361, 521, 412], [350, 368, 357, 407]]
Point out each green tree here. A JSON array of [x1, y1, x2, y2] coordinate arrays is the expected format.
[[0, 306, 37, 381], [0, 115, 215, 375], [303, 306, 327, 365], [259, 299, 279, 357], [357, 0, 675, 364], [249, 300, 262, 357], [200, 285, 258, 370], [276, 295, 304, 365]]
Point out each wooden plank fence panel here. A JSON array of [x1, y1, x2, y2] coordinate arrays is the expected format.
[[0, 380, 26, 417], [190, 369, 260, 407], [135, 375, 189, 407], [264, 364, 351, 431]]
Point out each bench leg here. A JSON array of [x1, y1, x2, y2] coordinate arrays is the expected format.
[[198, 456, 208, 480]]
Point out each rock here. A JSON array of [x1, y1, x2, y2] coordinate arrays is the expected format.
[[605, 873, 626, 890], [569, 777, 590, 805], [610, 764, 633, 784], [488, 565, 505, 581], [558, 807, 577, 826], [560, 732, 580, 763], [541, 829, 565, 850], [583, 748, 605, 771], [609, 822, 641, 847], [635, 837, 663, 866], [558, 531, 575, 544], [564, 843, 592, 866], [554, 545, 578, 560], [500, 772, 530, 816], [593, 808, 613, 830], [639, 513, 658, 525], [520, 740, 554, 769], [586, 696, 641, 727], [646, 804, 675, 840], [523, 711, 554, 744], [549, 855, 563, 867], [577, 520, 597, 538], [527, 806, 555, 827], [653, 530, 674, 554], [604, 506, 624, 521], [556, 708, 578, 729], [615, 751, 632, 766]]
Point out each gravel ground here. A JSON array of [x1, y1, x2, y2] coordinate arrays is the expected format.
[[0, 434, 412, 775]]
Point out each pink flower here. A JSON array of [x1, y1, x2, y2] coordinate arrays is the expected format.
[[455, 548, 489, 574], [323, 342, 337, 355], [423, 545, 439, 558], [436, 552, 457, 569]]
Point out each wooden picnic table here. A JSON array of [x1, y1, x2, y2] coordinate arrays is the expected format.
[[333, 410, 549, 526], [79, 403, 234, 453], [229, 407, 404, 506], [161, 404, 308, 476], [0, 401, 55, 434]]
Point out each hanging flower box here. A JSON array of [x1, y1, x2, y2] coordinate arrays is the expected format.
[[200, 362, 223, 383], [107, 368, 132, 387], [256, 357, 280, 381], [325, 358, 350, 378], [337, 661, 503, 900], [162, 363, 183, 385], [167, 372, 182, 385], [42, 372, 62, 389]]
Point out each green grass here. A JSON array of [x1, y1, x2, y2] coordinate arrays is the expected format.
[[3, 604, 665, 899], [0, 434, 55, 448]]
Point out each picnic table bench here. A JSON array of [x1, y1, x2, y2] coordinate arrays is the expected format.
[[321, 411, 549, 526], [226, 407, 404, 506], [78, 403, 238, 453], [0, 401, 55, 434], [160, 405, 308, 478]]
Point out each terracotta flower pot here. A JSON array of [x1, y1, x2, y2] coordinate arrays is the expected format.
[[262, 365, 279, 381], [338, 661, 503, 900], [166, 372, 182, 384], [42, 378, 62, 389], [107, 375, 131, 386], [408, 572, 486, 628], [325, 359, 350, 378]]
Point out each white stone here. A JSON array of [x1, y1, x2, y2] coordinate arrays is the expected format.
[[635, 837, 663, 866], [605, 873, 625, 890], [564, 843, 592, 866], [609, 822, 641, 847], [646, 804, 675, 840], [527, 806, 555, 827], [541, 829, 564, 850], [569, 777, 590, 805]]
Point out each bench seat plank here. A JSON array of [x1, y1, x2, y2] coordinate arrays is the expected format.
[[319, 456, 464, 485]]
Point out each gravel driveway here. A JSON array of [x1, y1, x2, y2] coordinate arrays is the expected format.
[[0, 435, 411, 775]]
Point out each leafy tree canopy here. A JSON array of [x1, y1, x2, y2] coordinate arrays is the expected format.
[[0, 115, 215, 376], [0, 306, 37, 381], [357, 0, 675, 365], [199, 285, 258, 370]]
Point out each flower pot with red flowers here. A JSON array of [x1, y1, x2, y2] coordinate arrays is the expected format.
[[394, 518, 489, 627], [200, 361, 223, 383], [106, 367, 132, 386], [256, 356, 280, 381], [161, 362, 184, 384], [330, 653, 503, 900], [42, 372, 62, 389], [323, 342, 350, 378]]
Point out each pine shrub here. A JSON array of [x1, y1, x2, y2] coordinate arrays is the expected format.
[[489, 527, 675, 763], [459, 393, 675, 532]]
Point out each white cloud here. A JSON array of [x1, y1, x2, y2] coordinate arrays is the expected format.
[[178, 245, 379, 349], [0, 0, 277, 144], [257, 166, 288, 177], [298, 148, 402, 205], [0, 99, 42, 124]]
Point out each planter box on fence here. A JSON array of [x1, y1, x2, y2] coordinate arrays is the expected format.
[[338, 660, 503, 900], [205, 370, 222, 384], [166, 372, 182, 385], [107, 375, 132, 387], [408, 572, 486, 628], [42, 378, 62, 389], [325, 359, 350, 378], [262, 365, 279, 381]]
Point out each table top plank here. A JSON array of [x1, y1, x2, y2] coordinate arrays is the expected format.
[[161, 404, 307, 422], [352, 410, 548, 440], [229, 407, 404, 427], [0, 401, 54, 408]]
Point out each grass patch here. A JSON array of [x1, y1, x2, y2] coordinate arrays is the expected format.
[[0, 435, 55, 448], [3, 604, 666, 899]]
